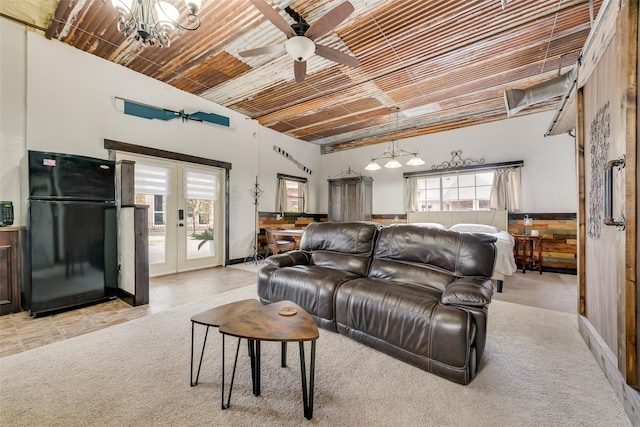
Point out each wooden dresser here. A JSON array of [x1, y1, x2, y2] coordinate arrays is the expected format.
[[0, 227, 23, 315]]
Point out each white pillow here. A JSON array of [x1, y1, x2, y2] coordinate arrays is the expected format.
[[411, 222, 446, 229], [449, 223, 500, 234]]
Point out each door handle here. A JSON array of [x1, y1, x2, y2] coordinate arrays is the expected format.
[[179, 223, 184, 227], [603, 155, 625, 230]]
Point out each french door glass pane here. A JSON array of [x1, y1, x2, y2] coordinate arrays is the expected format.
[[136, 193, 166, 265], [186, 199, 215, 260]]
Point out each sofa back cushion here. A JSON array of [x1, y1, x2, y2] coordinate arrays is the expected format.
[[300, 221, 382, 276], [369, 225, 497, 291]]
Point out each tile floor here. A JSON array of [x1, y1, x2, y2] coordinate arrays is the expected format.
[[0, 265, 259, 358]]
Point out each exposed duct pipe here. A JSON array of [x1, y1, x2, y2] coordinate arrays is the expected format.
[[503, 67, 577, 117]]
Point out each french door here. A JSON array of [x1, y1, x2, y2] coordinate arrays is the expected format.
[[117, 153, 223, 276]]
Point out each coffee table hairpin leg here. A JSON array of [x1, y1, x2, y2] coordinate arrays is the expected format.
[[221, 334, 242, 410], [247, 339, 261, 396], [190, 323, 210, 386], [299, 340, 316, 420]]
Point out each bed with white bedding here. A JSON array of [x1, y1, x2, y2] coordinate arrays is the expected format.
[[406, 210, 517, 292]]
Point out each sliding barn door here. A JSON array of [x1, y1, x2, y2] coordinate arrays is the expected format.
[[578, 0, 637, 388]]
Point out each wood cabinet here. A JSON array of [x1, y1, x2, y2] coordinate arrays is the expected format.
[[0, 227, 22, 315], [327, 176, 373, 222]]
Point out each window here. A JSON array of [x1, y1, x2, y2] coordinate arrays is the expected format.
[[277, 174, 308, 213], [283, 179, 304, 213], [153, 195, 166, 225], [133, 162, 171, 226], [416, 170, 494, 211]]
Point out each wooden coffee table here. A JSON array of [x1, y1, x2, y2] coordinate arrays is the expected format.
[[190, 299, 261, 387], [190, 299, 319, 419]]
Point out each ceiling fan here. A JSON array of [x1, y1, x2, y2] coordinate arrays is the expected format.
[[239, 0, 360, 82]]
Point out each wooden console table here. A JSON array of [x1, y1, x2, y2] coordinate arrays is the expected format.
[[513, 234, 542, 274]]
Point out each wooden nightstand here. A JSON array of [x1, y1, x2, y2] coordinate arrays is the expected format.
[[512, 234, 542, 274]]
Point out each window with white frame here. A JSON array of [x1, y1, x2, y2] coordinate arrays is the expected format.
[[415, 170, 494, 211]]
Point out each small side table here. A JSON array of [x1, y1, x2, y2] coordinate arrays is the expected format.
[[190, 299, 261, 387], [219, 300, 318, 420], [513, 234, 542, 274]]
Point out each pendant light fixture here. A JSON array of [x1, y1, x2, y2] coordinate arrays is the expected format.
[[365, 107, 425, 171], [107, 0, 202, 48]]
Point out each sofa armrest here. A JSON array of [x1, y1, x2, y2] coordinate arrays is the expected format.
[[265, 250, 311, 268], [441, 277, 494, 307]]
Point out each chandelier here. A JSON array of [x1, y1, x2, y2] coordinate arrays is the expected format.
[[365, 108, 425, 170], [106, 0, 202, 48]]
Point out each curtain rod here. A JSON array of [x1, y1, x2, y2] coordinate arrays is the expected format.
[[403, 160, 524, 178], [277, 173, 307, 182]]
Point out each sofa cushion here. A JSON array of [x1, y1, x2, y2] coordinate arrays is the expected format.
[[258, 264, 360, 331], [300, 221, 381, 276], [371, 225, 497, 285], [335, 279, 476, 378], [441, 277, 494, 306]]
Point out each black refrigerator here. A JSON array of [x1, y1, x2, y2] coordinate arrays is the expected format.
[[26, 150, 118, 317]]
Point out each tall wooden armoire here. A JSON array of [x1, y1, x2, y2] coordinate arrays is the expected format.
[[327, 176, 373, 222]]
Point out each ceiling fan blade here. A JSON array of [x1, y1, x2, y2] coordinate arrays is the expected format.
[[238, 44, 285, 57], [249, 0, 295, 37], [294, 60, 307, 83], [304, 1, 354, 40], [315, 44, 359, 68]]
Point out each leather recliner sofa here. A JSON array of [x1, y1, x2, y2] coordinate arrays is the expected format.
[[257, 221, 497, 385]]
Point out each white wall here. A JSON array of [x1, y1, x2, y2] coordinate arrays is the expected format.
[[318, 111, 577, 214], [0, 19, 27, 223]]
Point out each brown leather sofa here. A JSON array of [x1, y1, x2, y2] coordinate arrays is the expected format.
[[257, 221, 497, 385]]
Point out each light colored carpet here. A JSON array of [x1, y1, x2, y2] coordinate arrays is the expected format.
[[494, 271, 578, 314], [0, 285, 629, 427]]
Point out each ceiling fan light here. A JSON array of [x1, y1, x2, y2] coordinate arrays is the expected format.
[[285, 36, 316, 62], [406, 154, 425, 166], [385, 158, 402, 169], [365, 160, 381, 171]]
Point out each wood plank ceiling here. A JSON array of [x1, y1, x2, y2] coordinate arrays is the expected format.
[[1, 0, 601, 153]]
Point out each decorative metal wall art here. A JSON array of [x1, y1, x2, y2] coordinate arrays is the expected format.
[[273, 145, 312, 174], [431, 150, 485, 170], [587, 101, 610, 240]]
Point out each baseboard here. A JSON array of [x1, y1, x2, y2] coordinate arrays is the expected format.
[[578, 315, 640, 425], [542, 266, 576, 275], [116, 288, 135, 307]]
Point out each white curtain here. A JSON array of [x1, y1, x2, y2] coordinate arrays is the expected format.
[[490, 167, 522, 211], [302, 181, 309, 213], [276, 178, 288, 213], [404, 177, 419, 212]]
